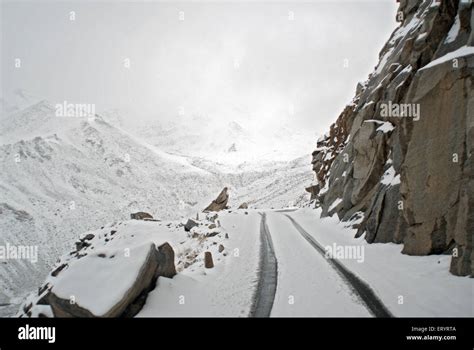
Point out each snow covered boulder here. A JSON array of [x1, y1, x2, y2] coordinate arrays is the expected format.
[[48, 242, 176, 317]]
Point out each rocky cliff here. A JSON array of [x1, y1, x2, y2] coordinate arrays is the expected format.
[[307, 0, 473, 276]]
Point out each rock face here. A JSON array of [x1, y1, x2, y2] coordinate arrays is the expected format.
[[309, 0, 473, 276], [203, 187, 229, 212]]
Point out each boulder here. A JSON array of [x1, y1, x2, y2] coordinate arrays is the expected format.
[[203, 187, 229, 212], [130, 212, 153, 220], [48, 242, 176, 317], [184, 219, 199, 232], [204, 251, 214, 268]]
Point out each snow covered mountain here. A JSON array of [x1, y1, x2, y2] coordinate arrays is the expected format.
[[0, 101, 223, 310], [0, 89, 43, 117], [103, 110, 314, 164]]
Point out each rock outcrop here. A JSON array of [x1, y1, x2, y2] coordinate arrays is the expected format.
[[203, 187, 229, 212], [308, 0, 473, 276]]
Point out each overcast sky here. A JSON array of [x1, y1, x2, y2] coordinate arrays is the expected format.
[[1, 0, 398, 138]]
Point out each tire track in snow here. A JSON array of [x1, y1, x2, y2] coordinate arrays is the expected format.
[[250, 212, 278, 317], [284, 214, 393, 318]]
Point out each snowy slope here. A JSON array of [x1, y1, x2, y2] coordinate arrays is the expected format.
[[0, 102, 222, 310]]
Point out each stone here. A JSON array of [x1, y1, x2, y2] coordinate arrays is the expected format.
[[206, 231, 219, 238], [184, 219, 199, 232], [83, 233, 95, 241], [218, 244, 225, 253], [204, 251, 214, 269], [130, 212, 153, 220], [51, 264, 67, 277]]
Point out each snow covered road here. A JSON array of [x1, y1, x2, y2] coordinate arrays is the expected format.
[[135, 208, 471, 317], [264, 211, 371, 317], [284, 214, 392, 317]]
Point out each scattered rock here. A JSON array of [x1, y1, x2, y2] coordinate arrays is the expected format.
[[225, 233, 229, 239], [208, 213, 218, 223], [218, 244, 225, 253], [83, 233, 95, 241], [51, 264, 67, 277], [208, 223, 217, 229], [75, 241, 90, 251]]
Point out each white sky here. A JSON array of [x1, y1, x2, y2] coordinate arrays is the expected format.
[[1, 0, 398, 139]]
